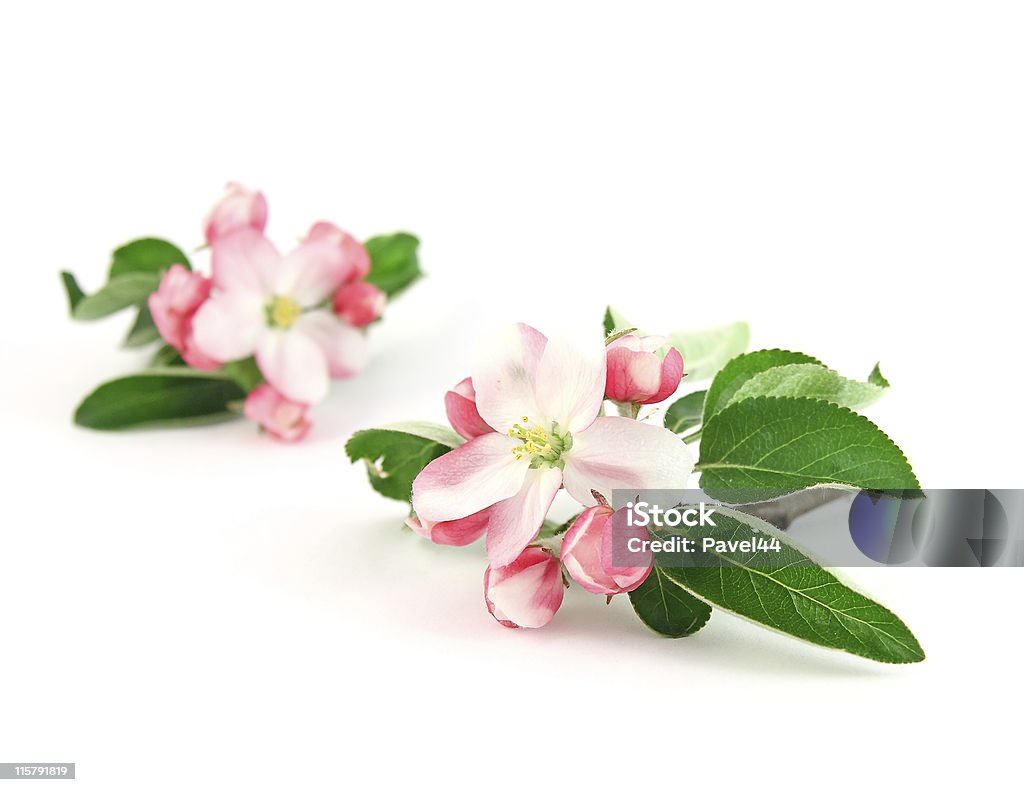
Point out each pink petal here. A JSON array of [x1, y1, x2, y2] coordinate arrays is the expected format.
[[562, 416, 695, 506], [640, 346, 684, 405], [534, 335, 605, 433], [470, 323, 547, 434], [210, 228, 279, 295], [405, 508, 490, 547], [484, 547, 564, 629], [306, 221, 371, 282], [605, 344, 663, 403], [332, 282, 386, 327], [275, 238, 350, 307], [255, 329, 330, 404], [485, 466, 563, 567], [244, 384, 312, 442], [601, 511, 653, 592], [444, 377, 493, 440], [412, 433, 529, 523], [560, 505, 619, 595], [190, 292, 265, 363], [293, 312, 369, 379], [204, 182, 269, 245]]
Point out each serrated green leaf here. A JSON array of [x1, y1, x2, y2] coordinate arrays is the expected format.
[[663, 390, 706, 435], [70, 272, 162, 320], [868, 363, 890, 388], [123, 305, 161, 348], [364, 233, 421, 298], [109, 237, 190, 279], [651, 508, 925, 663], [729, 363, 887, 411], [60, 271, 86, 312], [697, 396, 920, 502], [703, 349, 823, 422], [666, 321, 750, 381], [346, 422, 463, 502], [74, 369, 245, 430], [628, 567, 712, 637]]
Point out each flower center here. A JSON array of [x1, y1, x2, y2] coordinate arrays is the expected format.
[[267, 295, 302, 329], [508, 416, 572, 469]]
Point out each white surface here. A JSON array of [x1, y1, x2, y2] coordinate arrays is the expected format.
[[2, 2, 1022, 789]]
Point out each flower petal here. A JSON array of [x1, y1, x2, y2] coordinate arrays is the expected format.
[[405, 508, 490, 547], [471, 324, 547, 434], [444, 377, 493, 440], [562, 416, 695, 506], [210, 228, 279, 295], [190, 292, 265, 362], [485, 465, 563, 567], [275, 238, 350, 307], [293, 312, 369, 379], [484, 547, 564, 629], [640, 346, 684, 405], [534, 335, 605, 432], [412, 433, 528, 523], [255, 328, 330, 404]]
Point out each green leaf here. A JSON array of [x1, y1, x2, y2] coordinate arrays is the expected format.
[[663, 390, 707, 435], [651, 508, 925, 663], [603, 306, 633, 336], [666, 321, 750, 381], [60, 271, 87, 312], [74, 369, 245, 430], [70, 272, 162, 321], [109, 238, 190, 279], [346, 421, 463, 503], [697, 396, 920, 502], [122, 305, 161, 348], [703, 349, 823, 422], [149, 344, 185, 367], [221, 357, 264, 392], [729, 363, 887, 411], [364, 233, 421, 298], [629, 567, 713, 637], [868, 363, 890, 388]]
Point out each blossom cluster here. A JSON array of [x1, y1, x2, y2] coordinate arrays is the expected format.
[[408, 323, 691, 627], [149, 184, 387, 441]]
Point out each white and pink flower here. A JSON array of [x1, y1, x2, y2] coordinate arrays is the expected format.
[[244, 384, 312, 443], [204, 182, 268, 245], [561, 505, 652, 595], [191, 229, 370, 404], [605, 334, 684, 405], [411, 324, 694, 568], [148, 264, 219, 370], [484, 547, 564, 628]]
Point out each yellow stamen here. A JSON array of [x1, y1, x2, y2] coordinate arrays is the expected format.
[[268, 295, 302, 329]]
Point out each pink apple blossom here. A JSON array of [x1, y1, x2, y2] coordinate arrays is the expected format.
[[148, 264, 220, 370], [444, 377, 492, 440], [405, 509, 490, 546], [484, 547, 564, 628], [605, 334, 684, 405], [332, 281, 386, 328], [204, 182, 268, 245], [305, 221, 371, 283], [244, 384, 312, 443], [561, 505, 652, 595], [411, 324, 694, 568], [191, 229, 369, 404]]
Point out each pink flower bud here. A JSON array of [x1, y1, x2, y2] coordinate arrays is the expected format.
[[332, 281, 386, 328], [484, 547, 564, 629], [305, 221, 371, 283], [444, 377, 492, 440], [405, 508, 490, 546], [605, 335, 684, 405], [203, 182, 268, 245], [244, 384, 312, 442], [561, 505, 652, 595], [147, 264, 220, 370]]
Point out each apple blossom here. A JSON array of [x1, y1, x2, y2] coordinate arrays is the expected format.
[[147, 264, 219, 370], [484, 547, 564, 628], [561, 504, 652, 595], [412, 323, 694, 567], [333, 282, 385, 328], [244, 384, 312, 443], [204, 182, 268, 245], [405, 508, 490, 546], [444, 377, 492, 440], [305, 221, 371, 283], [605, 334, 684, 405], [191, 229, 369, 404]]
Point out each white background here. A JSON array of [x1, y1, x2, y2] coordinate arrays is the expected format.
[[2, 2, 1022, 789]]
